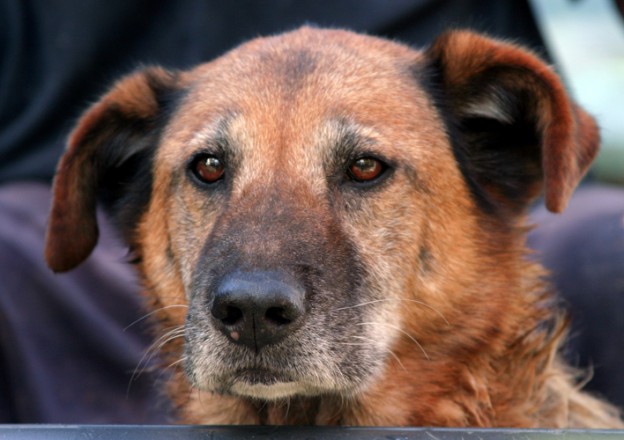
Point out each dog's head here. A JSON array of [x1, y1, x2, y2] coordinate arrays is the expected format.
[[45, 28, 598, 401]]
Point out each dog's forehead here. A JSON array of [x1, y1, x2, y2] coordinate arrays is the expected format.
[[161, 27, 442, 175]]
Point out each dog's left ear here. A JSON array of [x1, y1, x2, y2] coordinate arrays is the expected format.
[[426, 30, 599, 215], [45, 67, 180, 273]]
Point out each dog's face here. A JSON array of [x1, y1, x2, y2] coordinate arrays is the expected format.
[[45, 28, 598, 403], [139, 31, 450, 399]]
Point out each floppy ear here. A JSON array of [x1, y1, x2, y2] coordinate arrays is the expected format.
[[45, 67, 180, 273], [426, 30, 599, 215]]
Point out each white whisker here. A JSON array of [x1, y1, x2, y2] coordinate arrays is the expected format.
[[357, 321, 430, 360], [165, 356, 188, 371], [124, 304, 189, 331], [336, 298, 450, 326], [338, 336, 408, 372], [284, 397, 291, 422], [127, 325, 185, 396]]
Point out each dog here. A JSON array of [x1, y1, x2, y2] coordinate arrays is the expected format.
[[44, 27, 623, 428]]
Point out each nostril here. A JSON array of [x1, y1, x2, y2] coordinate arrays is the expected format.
[[222, 305, 243, 326], [265, 307, 292, 326], [211, 296, 244, 326]]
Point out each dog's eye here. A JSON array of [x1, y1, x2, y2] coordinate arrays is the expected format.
[[191, 154, 225, 184], [347, 157, 386, 182]]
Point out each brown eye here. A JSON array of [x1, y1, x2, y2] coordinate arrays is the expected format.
[[191, 155, 225, 184], [347, 157, 385, 182]]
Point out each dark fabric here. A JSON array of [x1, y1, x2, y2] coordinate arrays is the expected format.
[[0, 0, 545, 184], [0, 182, 170, 423], [528, 185, 624, 408]]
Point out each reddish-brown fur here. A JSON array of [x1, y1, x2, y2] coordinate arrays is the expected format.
[[45, 28, 623, 428]]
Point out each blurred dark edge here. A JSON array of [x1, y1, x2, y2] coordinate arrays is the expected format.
[[0, 425, 624, 440], [614, 0, 624, 21]]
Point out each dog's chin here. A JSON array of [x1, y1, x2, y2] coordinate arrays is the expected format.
[[228, 368, 304, 400], [230, 379, 311, 400], [199, 368, 355, 401]]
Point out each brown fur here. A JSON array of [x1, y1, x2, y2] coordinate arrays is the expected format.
[[45, 27, 623, 428]]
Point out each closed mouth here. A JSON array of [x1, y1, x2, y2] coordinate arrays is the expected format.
[[228, 368, 305, 399], [234, 368, 293, 386]]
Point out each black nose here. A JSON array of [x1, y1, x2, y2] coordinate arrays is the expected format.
[[210, 271, 306, 351]]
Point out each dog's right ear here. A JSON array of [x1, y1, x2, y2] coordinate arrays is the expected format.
[[45, 67, 180, 273]]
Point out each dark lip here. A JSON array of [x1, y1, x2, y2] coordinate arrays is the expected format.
[[233, 368, 294, 386]]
